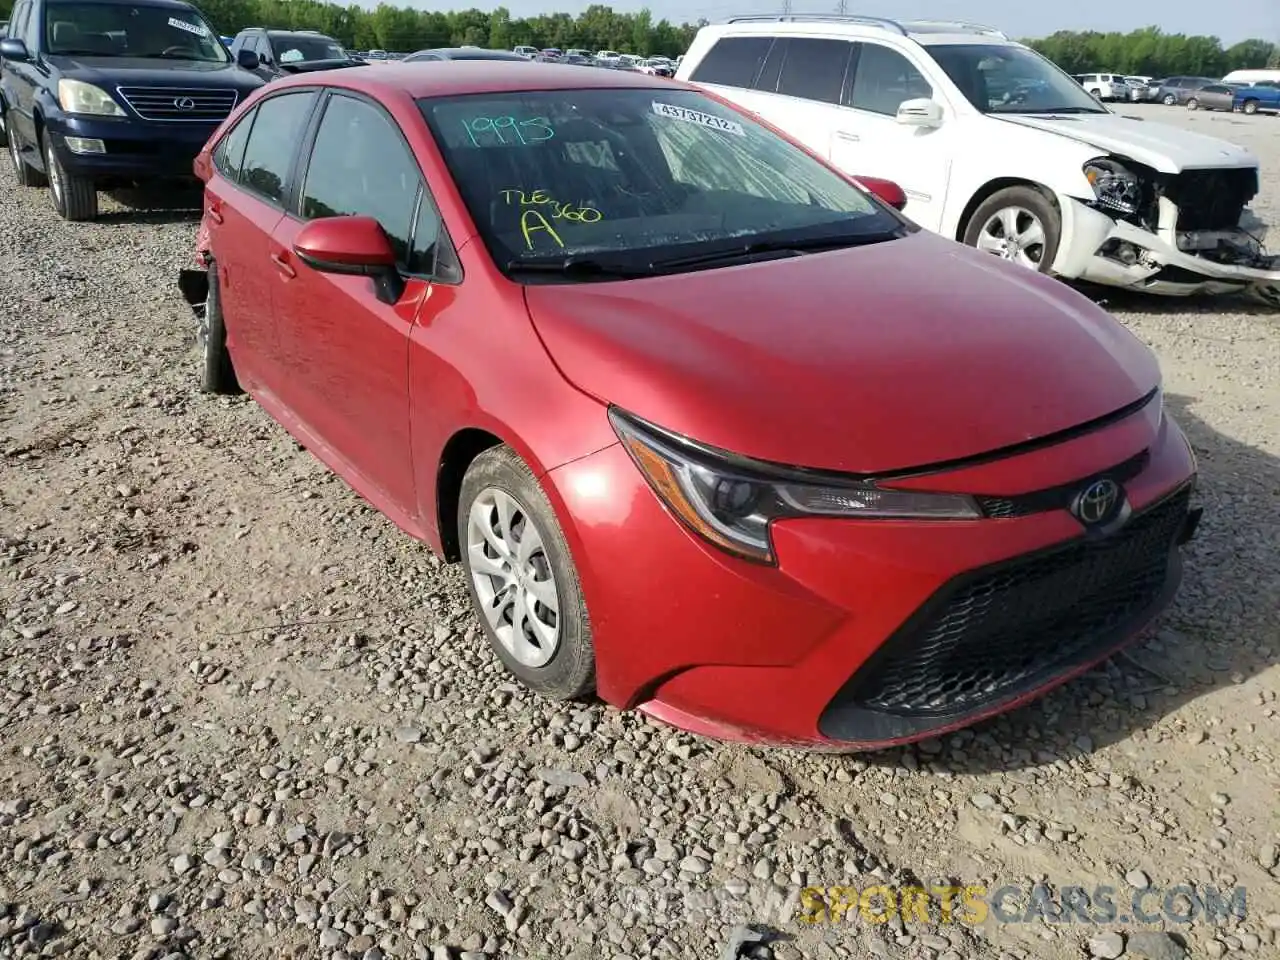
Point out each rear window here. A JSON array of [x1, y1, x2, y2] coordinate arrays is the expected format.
[[688, 36, 772, 88], [420, 86, 902, 279]]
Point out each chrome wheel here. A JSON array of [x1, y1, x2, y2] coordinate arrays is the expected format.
[[975, 205, 1047, 270], [45, 140, 63, 205], [8, 129, 21, 174], [466, 488, 561, 668]]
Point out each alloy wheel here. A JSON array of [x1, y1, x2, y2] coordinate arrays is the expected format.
[[466, 487, 561, 668], [8, 129, 21, 175], [974, 206, 1047, 271], [45, 141, 63, 206]]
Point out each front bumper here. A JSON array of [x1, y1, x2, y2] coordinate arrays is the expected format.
[[545, 398, 1199, 750], [1055, 196, 1280, 303], [45, 115, 219, 182]]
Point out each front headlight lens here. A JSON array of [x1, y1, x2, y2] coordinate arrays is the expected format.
[[610, 409, 980, 563], [58, 79, 125, 116], [1084, 157, 1141, 215]]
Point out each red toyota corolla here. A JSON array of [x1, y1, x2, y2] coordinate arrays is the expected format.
[[178, 62, 1201, 750]]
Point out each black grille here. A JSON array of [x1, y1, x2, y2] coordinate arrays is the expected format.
[[975, 450, 1150, 519], [819, 486, 1191, 741], [1166, 168, 1258, 231], [116, 86, 238, 122]]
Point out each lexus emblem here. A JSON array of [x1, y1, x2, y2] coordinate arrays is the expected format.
[[1072, 478, 1122, 527], [174, 97, 196, 111]]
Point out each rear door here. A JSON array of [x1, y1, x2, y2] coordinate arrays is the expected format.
[[749, 36, 853, 158], [266, 90, 432, 517], [206, 89, 317, 394]]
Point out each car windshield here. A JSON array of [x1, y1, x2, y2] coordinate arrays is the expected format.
[[419, 87, 903, 280], [44, 0, 228, 61], [272, 34, 345, 63], [929, 43, 1106, 114]]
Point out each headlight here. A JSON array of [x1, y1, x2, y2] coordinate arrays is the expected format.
[[610, 409, 980, 564], [57, 79, 125, 117], [1084, 157, 1141, 215]]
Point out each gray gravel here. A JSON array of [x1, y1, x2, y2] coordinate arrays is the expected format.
[[1, 102, 1277, 960]]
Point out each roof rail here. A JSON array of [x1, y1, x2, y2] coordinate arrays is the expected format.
[[721, 14, 908, 36], [896, 19, 1009, 39]]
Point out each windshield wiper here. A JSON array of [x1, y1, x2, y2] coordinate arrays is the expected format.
[[505, 256, 655, 280], [650, 232, 895, 270]]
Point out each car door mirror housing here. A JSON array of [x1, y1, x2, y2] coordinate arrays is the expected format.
[[895, 98, 943, 127], [293, 215, 404, 304], [853, 176, 908, 212], [0, 38, 30, 61], [236, 49, 259, 70]]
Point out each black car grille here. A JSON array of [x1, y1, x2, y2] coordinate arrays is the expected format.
[[1166, 168, 1258, 231], [818, 486, 1191, 740], [116, 86, 239, 122], [975, 450, 1150, 519]]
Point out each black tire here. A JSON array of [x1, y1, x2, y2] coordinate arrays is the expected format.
[[1186, 98, 1199, 111], [1243, 99, 1259, 115], [1162, 93, 1177, 106], [199, 266, 240, 394], [458, 445, 595, 701], [962, 185, 1061, 276], [7, 113, 47, 187], [44, 136, 98, 221], [0, 102, 8, 149]]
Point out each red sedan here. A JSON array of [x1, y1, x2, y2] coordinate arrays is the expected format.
[[178, 62, 1201, 750]]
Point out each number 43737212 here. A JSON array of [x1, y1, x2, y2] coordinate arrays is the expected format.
[[462, 116, 555, 146]]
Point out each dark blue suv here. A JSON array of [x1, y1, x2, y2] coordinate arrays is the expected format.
[[0, 0, 264, 220]]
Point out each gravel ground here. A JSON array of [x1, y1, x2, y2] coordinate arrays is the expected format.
[[1, 102, 1278, 960]]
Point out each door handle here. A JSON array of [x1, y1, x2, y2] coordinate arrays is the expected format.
[[834, 131, 860, 142], [270, 252, 296, 279], [206, 201, 224, 224]]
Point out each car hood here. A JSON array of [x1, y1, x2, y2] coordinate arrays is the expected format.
[[49, 55, 262, 90], [524, 232, 1160, 475], [994, 112, 1258, 173]]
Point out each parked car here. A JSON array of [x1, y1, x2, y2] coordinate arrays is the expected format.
[[178, 61, 1201, 749], [1073, 72, 1130, 101], [366, 48, 386, 60], [402, 47, 528, 63], [512, 44, 538, 59], [1222, 68, 1280, 86], [0, 0, 264, 221], [561, 54, 595, 66], [677, 15, 1280, 302], [636, 57, 673, 77], [564, 48, 592, 60], [1185, 83, 1245, 112], [1122, 76, 1152, 101], [1156, 76, 1218, 105], [1235, 83, 1280, 114], [228, 28, 363, 83], [594, 49, 621, 64]]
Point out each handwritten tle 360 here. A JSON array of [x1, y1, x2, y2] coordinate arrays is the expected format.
[[502, 189, 605, 249]]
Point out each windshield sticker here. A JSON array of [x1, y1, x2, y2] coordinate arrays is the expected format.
[[167, 17, 208, 37], [651, 102, 744, 136], [520, 210, 564, 250], [462, 115, 555, 147], [502, 189, 602, 223]]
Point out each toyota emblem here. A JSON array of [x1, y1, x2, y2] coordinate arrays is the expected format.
[[174, 97, 197, 111], [1072, 478, 1122, 527]]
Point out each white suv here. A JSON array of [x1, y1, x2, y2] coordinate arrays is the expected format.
[[1074, 73, 1129, 102], [676, 14, 1280, 303]]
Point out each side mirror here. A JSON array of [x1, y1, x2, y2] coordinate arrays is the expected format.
[[895, 98, 943, 128], [236, 48, 259, 70], [0, 38, 30, 61], [293, 215, 404, 304], [854, 176, 908, 212]]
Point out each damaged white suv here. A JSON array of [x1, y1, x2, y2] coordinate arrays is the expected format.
[[677, 15, 1280, 303]]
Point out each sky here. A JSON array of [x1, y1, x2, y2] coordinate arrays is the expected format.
[[402, 0, 1279, 46]]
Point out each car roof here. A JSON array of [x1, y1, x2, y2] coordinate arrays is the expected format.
[[268, 60, 676, 98], [50, 0, 201, 8]]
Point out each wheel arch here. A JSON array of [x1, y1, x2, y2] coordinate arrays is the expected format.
[[435, 427, 506, 562], [954, 177, 1060, 242]]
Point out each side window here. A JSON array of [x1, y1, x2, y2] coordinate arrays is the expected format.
[[687, 36, 772, 89], [299, 94, 421, 265], [239, 91, 316, 204], [407, 191, 460, 281], [753, 38, 784, 92], [212, 106, 256, 182], [846, 43, 933, 116], [255, 35, 272, 62], [228, 33, 243, 56], [21, 1, 39, 50], [776, 38, 852, 104], [6, 3, 26, 42]]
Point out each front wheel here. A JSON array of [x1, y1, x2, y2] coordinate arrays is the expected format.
[[1186, 98, 1199, 110], [1162, 93, 1177, 106], [1242, 100, 1259, 115], [458, 445, 595, 701], [963, 186, 1061, 275], [44, 136, 98, 221], [7, 114, 46, 188]]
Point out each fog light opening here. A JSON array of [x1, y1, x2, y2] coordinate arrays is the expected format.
[[63, 137, 106, 155], [1099, 238, 1141, 266]]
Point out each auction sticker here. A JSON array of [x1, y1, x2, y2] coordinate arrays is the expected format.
[[168, 17, 208, 36], [652, 101, 745, 136]]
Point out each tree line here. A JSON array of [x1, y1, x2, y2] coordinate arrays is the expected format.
[[1, 2, 1276, 77]]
